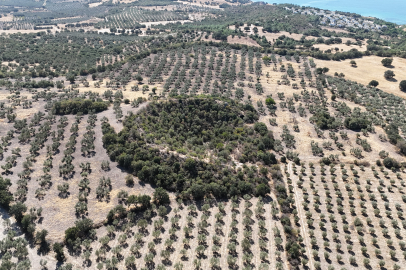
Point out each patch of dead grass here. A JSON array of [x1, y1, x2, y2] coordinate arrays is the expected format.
[[313, 56, 406, 99]]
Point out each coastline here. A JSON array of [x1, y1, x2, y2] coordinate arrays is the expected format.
[[257, 0, 406, 25]]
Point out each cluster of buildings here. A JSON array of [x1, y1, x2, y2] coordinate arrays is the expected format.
[[285, 7, 387, 31]]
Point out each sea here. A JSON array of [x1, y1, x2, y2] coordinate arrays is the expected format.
[[260, 0, 406, 25]]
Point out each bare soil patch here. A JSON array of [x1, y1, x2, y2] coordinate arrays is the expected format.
[[313, 42, 367, 52], [200, 33, 261, 47]]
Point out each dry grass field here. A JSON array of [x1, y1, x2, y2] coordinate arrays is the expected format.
[[200, 33, 261, 47], [314, 56, 406, 99], [313, 42, 367, 52]]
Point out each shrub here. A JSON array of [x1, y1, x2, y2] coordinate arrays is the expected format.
[[397, 140, 406, 155], [256, 183, 271, 196], [400, 80, 406, 92], [254, 122, 268, 136], [344, 117, 370, 130], [385, 123, 401, 144], [65, 227, 79, 243], [310, 110, 339, 129], [125, 175, 134, 186], [53, 242, 65, 261], [65, 218, 94, 243], [383, 157, 399, 169], [153, 187, 170, 205], [381, 58, 393, 67], [53, 99, 108, 115], [265, 97, 276, 106], [384, 70, 395, 79], [369, 80, 379, 87], [0, 177, 12, 208], [9, 202, 27, 222]]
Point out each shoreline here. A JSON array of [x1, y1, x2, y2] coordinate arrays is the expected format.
[[257, 0, 406, 25]]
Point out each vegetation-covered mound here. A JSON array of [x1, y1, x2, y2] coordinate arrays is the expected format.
[[102, 97, 276, 199]]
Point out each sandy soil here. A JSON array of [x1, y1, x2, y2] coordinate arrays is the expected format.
[[0, 14, 13, 22], [137, 5, 185, 11], [177, 0, 222, 9], [313, 42, 367, 53], [89, 2, 103, 7], [200, 33, 260, 47], [141, 20, 192, 28], [314, 56, 406, 99]]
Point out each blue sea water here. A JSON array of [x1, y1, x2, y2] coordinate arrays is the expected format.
[[260, 0, 406, 25]]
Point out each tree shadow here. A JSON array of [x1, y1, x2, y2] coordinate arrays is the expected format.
[[386, 78, 398, 82]]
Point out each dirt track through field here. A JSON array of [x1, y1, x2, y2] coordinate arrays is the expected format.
[[288, 162, 314, 270]]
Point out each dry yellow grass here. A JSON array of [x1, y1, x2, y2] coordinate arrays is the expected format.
[[200, 34, 261, 47], [0, 14, 13, 22], [313, 42, 367, 52], [177, 0, 241, 9], [313, 56, 406, 99]]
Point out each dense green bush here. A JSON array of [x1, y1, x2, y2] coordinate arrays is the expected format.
[[0, 177, 12, 208], [53, 99, 108, 115], [383, 157, 400, 169], [310, 110, 340, 130], [64, 218, 94, 244], [400, 80, 406, 92], [344, 116, 371, 130], [385, 123, 401, 144], [102, 98, 275, 199]]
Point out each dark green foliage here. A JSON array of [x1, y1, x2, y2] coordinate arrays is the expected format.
[[153, 187, 170, 205], [383, 157, 399, 169], [0, 177, 12, 208], [254, 122, 268, 136], [21, 214, 34, 235], [265, 97, 276, 106], [385, 123, 401, 145], [310, 110, 339, 130], [64, 218, 93, 244], [53, 242, 65, 262], [397, 140, 406, 156], [102, 98, 273, 199], [381, 58, 393, 67], [53, 99, 108, 115], [384, 70, 395, 79], [344, 117, 371, 130], [106, 205, 127, 223], [9, 202, 27, 222], [286, 241, 301, 259], [21, 80, 54, 89], [128, 194, 151, 209], [400, 80, 406, 92], [64, 227, 79, 243], [369, 80, 379, 87], [256, 183, 270, 196]]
